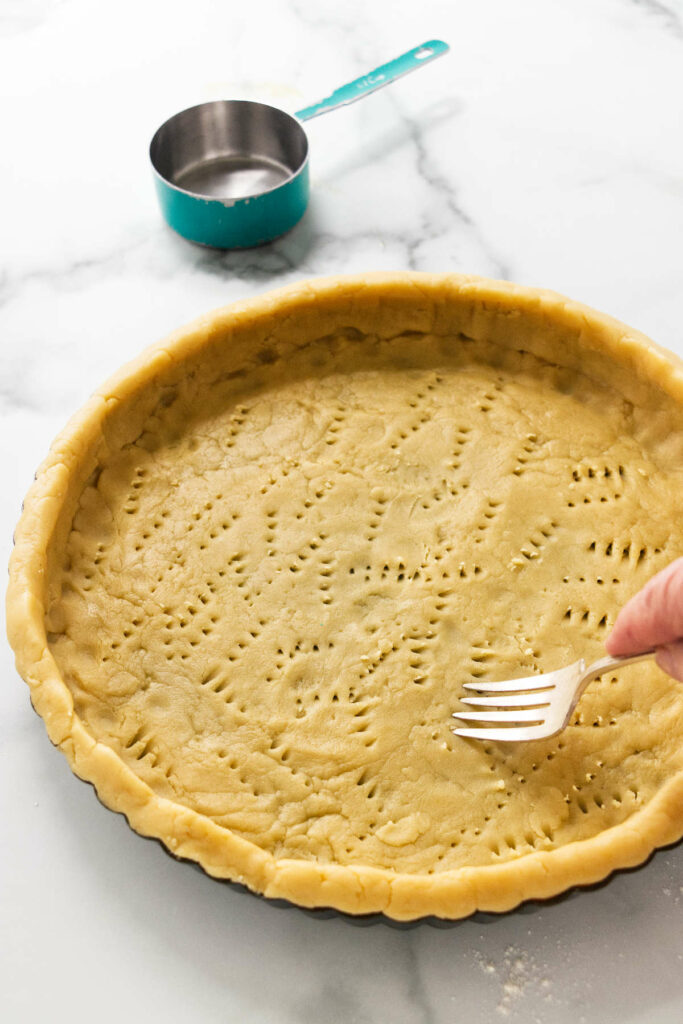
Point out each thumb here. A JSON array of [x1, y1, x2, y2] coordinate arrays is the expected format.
[[606, 557, 683, 657]]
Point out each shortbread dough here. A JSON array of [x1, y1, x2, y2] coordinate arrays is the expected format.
[[9, 274, 683, 919]]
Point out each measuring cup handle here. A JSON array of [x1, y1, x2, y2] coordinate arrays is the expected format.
[[294, 40, 449, 122]]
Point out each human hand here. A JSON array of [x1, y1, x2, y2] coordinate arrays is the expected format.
[[606, 557, 683, 681]]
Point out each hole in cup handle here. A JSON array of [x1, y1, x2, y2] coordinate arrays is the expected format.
[[414, 47, 434, 59]]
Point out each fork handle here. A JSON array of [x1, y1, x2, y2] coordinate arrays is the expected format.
[[583, 649, 656, 686]]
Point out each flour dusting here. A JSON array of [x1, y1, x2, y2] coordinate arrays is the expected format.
[[475, 946, 554, 1019]]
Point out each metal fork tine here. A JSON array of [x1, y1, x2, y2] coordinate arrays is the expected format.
[[452, 724, 554, 742], [462, 676, 555, 693], [451, 651, 656, 743], [460, 692, 552, 708], [452, 708, 546, 724]]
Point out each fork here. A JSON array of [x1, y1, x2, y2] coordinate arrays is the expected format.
[[451, 650, 656, 742]]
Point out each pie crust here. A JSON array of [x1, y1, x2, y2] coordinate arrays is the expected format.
[[7, 273, 683, 921]]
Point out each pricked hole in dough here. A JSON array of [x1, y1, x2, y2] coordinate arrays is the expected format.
[[135, 740, 152, 761], [125, 729, 142, 749]]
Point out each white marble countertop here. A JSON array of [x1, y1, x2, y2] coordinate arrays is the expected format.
[[2, 1, 683, 1021]]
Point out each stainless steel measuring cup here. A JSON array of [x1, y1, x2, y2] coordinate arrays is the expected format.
[[149, 40, 449, 249]]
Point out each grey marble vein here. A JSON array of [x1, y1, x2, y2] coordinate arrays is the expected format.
[[629, 0, 683, 37], [389, 100, 512, 280], [0, 231, 154, 306], [402, 936, 436, 1024]]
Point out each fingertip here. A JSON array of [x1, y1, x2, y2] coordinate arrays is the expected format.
[[604, 632, 620, 656], [604, 617, 631, 657]]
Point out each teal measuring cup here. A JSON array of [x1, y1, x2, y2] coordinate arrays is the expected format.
[[150, 40, 449, 249]]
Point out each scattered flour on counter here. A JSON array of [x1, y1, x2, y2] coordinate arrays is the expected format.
[[663, 887, 683, 906], [474, 946, 554, 1019]]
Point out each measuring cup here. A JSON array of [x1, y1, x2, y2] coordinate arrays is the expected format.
[[149, 40, 449, 249]]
